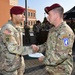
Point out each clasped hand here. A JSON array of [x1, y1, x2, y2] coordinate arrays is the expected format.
[[31, 44, 45, 62], [31, 44, 39, 52]]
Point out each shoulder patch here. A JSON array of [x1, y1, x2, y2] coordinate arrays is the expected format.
[[63, 38, 69, 46], [3, 29, 11, 35]]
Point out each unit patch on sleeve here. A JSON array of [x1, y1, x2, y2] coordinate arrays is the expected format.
[[63, 38, 69, 46]]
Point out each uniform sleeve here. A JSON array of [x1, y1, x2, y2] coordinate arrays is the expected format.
[[43, 32, 74, 66], [7, 44, 33, 55], [38, 42, 47, 53], [2, 29, 33, 55]]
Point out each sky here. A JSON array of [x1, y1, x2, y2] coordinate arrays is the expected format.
[[18, 0, 75, 22]]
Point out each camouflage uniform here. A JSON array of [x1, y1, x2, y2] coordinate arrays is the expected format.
[[0, 20, 33, 75], [39, 22, 75, 75]]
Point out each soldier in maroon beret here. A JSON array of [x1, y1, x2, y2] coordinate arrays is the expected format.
[[0, 5, 35, 75], [10, 6, 25, 22], [32, 3, 75, 75]]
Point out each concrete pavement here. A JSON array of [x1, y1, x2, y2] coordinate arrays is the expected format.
[[24, 57, 49, 75]]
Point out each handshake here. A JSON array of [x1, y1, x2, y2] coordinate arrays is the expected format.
[[31, 44, 45, 62], [31, 44, 39, 52]]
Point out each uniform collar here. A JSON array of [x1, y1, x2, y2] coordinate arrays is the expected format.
[[54, 21, 66, 31], [8, 20, 16, 28]]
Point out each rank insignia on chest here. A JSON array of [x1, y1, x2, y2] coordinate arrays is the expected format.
[[63, 38, 69, 46]]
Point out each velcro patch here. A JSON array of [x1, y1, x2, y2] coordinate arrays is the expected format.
[[3, 29, 11, 35], [63, 38, 69, 46]]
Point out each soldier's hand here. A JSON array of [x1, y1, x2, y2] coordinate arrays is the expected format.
[[31, 44, 39, 52], [38, 56, 45, 62]]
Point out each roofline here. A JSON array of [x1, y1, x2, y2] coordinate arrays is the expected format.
[[28, 8, 36, 11]]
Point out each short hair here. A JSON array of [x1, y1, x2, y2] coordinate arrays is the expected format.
[[53, 7, 64, 17]]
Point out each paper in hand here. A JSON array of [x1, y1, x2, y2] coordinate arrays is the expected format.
[[28, 53, 44, 58]]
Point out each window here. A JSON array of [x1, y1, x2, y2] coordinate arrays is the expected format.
[[33, 13, 35, 17], [28, 21, 30, 25], [31, 21, 32, 25], [31, 12, 32, 17], [28, 12, 30, 17]]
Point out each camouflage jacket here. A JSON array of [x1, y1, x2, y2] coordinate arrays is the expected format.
[[39, 21, 75, 74], [0, 20, 33, 72]]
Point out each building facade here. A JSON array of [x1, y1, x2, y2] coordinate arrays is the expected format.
[[0, 0, 36, 28], [27, 8, 36, 26]]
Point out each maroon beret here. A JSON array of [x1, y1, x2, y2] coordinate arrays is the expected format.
[[44, 3, 62, 14], [10, 6, 25, 15]]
